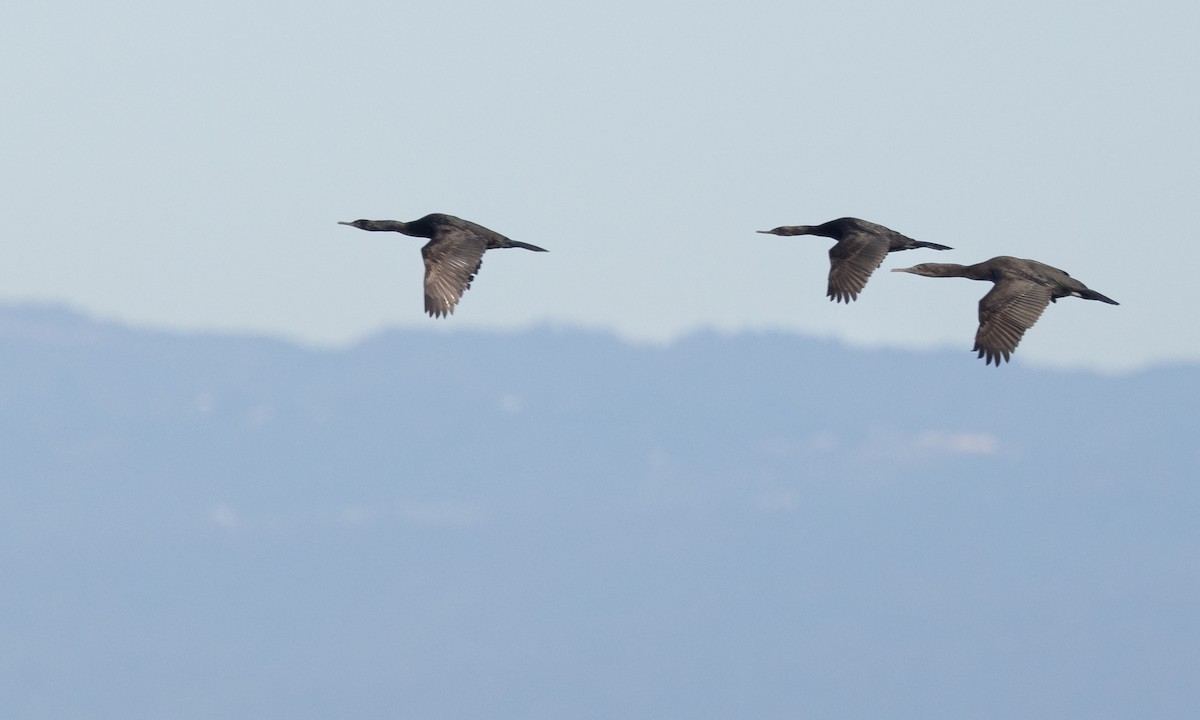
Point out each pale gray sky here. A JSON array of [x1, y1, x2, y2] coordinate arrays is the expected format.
[[3, 0, 1197, 371]]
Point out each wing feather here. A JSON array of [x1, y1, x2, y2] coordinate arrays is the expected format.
[[826, 233, 889, 303], [973, 279, 1053, 365], [420, 228, 488, 317]]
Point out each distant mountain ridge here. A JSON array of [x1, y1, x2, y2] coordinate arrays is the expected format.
[[3, 301, 1195, 488]]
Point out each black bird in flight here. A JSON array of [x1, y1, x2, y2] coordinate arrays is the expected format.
[[892, 256, 1119, 366], [339, 213, 547, 317], [758, 217, 952, 303]]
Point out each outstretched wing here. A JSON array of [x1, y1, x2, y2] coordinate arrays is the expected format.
[[421, 227, 488, 317], [827, 233, 889, 303], [974, 279, 1054, 366]]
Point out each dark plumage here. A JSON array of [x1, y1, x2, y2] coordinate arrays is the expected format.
[[892, 256, 1119, 366], [338, 213, 547, 317], [757, 217, 952, 303]]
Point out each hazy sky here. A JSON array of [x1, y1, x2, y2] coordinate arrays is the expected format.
[[3, 0, 1197, 372]]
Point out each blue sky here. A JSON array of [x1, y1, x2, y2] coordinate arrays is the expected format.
[[3, 0, 1197, 371]]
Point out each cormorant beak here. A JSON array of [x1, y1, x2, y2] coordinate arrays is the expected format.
[[891, 267, 915, 273], [337, 221, 353, 226]]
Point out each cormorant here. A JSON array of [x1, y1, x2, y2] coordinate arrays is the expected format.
[[757, 217, 952, 303], [891, 256, 1119, 366], [338, 213, 547, 317]]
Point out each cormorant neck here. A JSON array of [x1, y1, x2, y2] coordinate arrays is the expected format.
[[343, 219, 414, 234], [804, 223, 847, 238], [763, 225, 825, 237], [894, 263, 986, 280]]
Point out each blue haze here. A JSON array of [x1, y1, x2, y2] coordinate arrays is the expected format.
[[2, 304, 1197, 718]]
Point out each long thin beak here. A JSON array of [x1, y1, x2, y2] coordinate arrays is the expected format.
[[337, 221, 353, 226], [891, 267, 915, 273]]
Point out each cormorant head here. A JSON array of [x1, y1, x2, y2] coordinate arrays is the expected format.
[[891, 263, 951, 277], [757, 225, 815, 236]]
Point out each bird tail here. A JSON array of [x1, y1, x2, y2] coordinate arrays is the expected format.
[[506, 240, 549, 252], [1079, 288, 1119, 305], [913, 241, 953, 251]]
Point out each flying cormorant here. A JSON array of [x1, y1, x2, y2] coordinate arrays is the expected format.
[[757, 217, 952, 303], [338, 213, 547, 317], [891, 256, 1119, 366]]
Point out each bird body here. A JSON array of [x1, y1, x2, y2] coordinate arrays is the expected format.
[[338, 213, 547, 317], [757, 217, 951, 302], [892, 256, 1118, 365]]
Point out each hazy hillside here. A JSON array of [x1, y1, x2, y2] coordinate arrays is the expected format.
[[2, 304, 1197, 719]]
